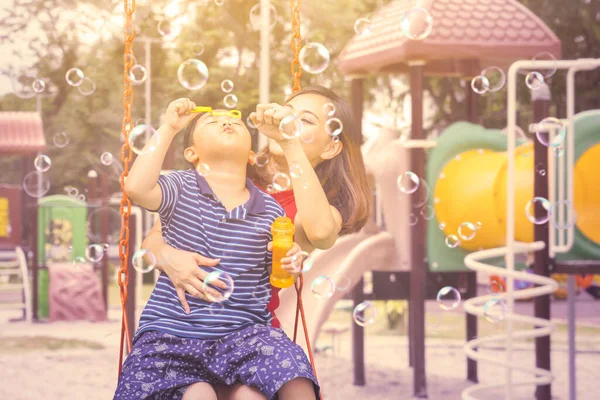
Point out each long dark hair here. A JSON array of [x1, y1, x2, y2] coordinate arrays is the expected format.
[[248, 86, 371, 235]]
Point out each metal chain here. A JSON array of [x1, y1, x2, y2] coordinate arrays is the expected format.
[[290, 0, 302, 94], [117, 0, 135, 377]]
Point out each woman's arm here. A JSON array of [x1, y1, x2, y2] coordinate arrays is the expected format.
[[281, 139, 343, 250], [142, 220, 168, 272]]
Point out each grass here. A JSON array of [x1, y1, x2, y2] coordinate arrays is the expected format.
[[0, 336, 105, 354]]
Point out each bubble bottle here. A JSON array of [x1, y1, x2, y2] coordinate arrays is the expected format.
[[270, 216, 295, 289]]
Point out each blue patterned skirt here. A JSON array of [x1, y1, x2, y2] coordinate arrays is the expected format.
[[113, 324, 320, 400]]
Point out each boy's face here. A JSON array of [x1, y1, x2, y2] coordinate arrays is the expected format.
[[187, 110, 253, 164]]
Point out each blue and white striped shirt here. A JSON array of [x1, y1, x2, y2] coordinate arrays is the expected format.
[[134, 169, 285, 341]]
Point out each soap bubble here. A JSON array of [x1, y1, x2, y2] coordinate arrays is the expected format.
[[192, 43, 205, 56], [215, 0, 224, 5], [129, 64, 147, 85], [553, 146, 564, 158], [471, 75, 490, 95], [73, 256, 86, 269], [100, 152, 113, 166], [458, 222, 477, 241], [311, 275, 336, 300], [401, 7, 433, 40], [272, 172, 291, 191], [480, 66, 506, 92], [397, 172, 420, 194], [436, 286, 461, 311], [483, 298, 506, 323], [354, 18, 371, 35], [53, 132, 69, 148], [204, 271, 234, 302], [209, 302, 224, 316], [532, 52, 557, 79], [353, 301, 377, 327], [488, 280, 504, 294], [420, 205, 435, 220], [549, 200, 578, 230], [279, 114, 303, 140], [439, 222, 446, 230], [325, 118, 343, 139], [291, 251, 313, 273], [255, 153, 269, 167], [525, 197, 551, 225], [197, 163, 210, 176], [323, 102, 336, 117], [246, 115, 256, 129], [22, 171, 51, 198], [535, 117, 565, 147], [77, 194, 86, 202], [221, 79, 234, 93], [289, 163, 303, 179], [85, 244, 104, 263], [334, 274, 352, 293], [34, 155, 51, 172], [535, 162, 546, 176], [157, 19, 181, 41], [86, 207, 122, 244], [129, 124, 159, 155], [65, 68, 84, 87], [223, 94, 238, 108], [77, 77, 96, 96], [525, 72, 544, 90], [132, 249, 156, 273], [299, 43, 330, 74], [445, 234, 460, 248], [249, 3, 278, 31], [177, 59, 209, 90], [32, 78, 46, 93]]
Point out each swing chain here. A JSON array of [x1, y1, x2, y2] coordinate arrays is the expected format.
[[290, 0, 302, 94]]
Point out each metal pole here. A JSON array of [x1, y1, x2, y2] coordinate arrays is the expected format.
[[532, 83, 552, 400], [143, 38, 153, 238], [567, 275, 576, 400], [409, 61, 427, 398], [257, 0, 271, 151]]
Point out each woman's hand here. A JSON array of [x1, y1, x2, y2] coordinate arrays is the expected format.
[[249, 103, 297, 143], [267, 241, 307, 281], [163, 98, 198, 134], [158, 244, 226, 314]]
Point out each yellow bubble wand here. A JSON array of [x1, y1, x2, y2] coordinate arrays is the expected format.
[[190, 106, 242, 119]]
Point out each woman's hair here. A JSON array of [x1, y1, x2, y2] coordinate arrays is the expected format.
[[248, 86, 372, 235]]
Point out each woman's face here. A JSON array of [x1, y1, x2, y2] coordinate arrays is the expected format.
[[268, 93, 339, 167]]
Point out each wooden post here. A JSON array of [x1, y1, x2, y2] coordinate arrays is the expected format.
[[409, 61, 427, 398], [24, 156, 40, 321], [464, 77, 479, 384], [350, 78, 366, 386], [532, 83, 551, 400]]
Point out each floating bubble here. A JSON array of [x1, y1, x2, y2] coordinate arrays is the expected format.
[[77, 77, 96, 96], [34, 155, 51, 172], [289, 163, 303, 179], [77, 194, 86, 202], [400, 7, 433, 40], [397, 171, 420, 194], [272, 172, 291, 191], [246, 115, 256, 129], [532, 52, 557, 79], [354, 18, 371, 35], [475, 221, 482, 230], [535, 117, 565, 147], [525, 71, 544, 90], [197, 163, 210, 176], [302, 182, 309, 190], [471, 75, 490, 94], [100, 152, 113, 166], [22, 171, 51, 198], [408, 213, 418, 226], [223, 94, 238, 108], [266, 184, 274, 194], [420, 205, 435, 220], [191, 43, 205, 56], [87, 207, 122, 244], [299, 125, 316, 144], [53, 132, 69, 148], [438, 222, 446, 230], [483, 298, 506, 323], [431, 261, 439, 269], [73, 256, 86, 268], [311, 275, 336, 300], [221, 79, 234, 93], [549, 200, 578, 230], [177, 59, 209, 90], [458, 222, 477, 241], [255, 153, 269, 167], [209, 302, 225, 316], [325, 117, 343, 139], [129, 124, 159, 155], [480, 66, 506, 92], [353, 301, 377, 327], [334, 274, 352, 292], [291, 251, 313, 273], [436, 286, 461, 311], [157, 19, 181, 41], [65, 186, 79, 198], [129, 64, 147, 85], [323, 102, 336, 117], [553, 146, 564, 158], [204, 271, 234, 302], [249, 3, 278, 31], [535, 162, 546, 176], [132, 249, 156, 274], [215, 0, 224, 5], [445, 234, 460, 248], [525, 197, 551, 225], [85, 244, 104, 263], [65, 68, 85, 87], [488, 280, 504, 294], [299, 43, 330, 74], [279, 114, 303, 140], [32, 78, 46, 93], [103, 243, 110, 251]]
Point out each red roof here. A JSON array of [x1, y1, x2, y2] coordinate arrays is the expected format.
[[338, 0, 562, 76], [0, 112, 46, 154]]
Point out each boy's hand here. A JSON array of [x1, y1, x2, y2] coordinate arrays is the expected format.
[[164, 98, 199, 134], [267, 241, 307, 281], [249, 103, 298, 143]]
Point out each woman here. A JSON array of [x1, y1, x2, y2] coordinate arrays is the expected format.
[[143, 86, 371, 399]]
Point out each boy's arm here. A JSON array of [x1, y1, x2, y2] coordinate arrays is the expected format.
[[124, 98, 198, 211]]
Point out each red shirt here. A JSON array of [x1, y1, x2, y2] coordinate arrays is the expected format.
[[264, 189, 297, 328]]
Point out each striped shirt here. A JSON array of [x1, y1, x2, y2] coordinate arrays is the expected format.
[[134, 169, 285, 341]]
